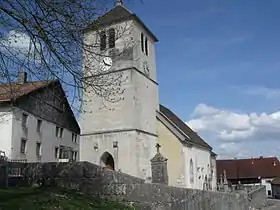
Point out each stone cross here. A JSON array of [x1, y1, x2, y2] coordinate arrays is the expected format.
[[156, 143, 161, 153], [150, 145, 168, 185]]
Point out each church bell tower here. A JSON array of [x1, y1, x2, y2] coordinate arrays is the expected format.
[[79, 1, 159, 180]]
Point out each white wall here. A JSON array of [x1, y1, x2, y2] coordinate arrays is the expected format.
[[184, 145, 213, 190], [80, 130, 157, 180], [10, 107, 79, 162], [261, 178, 273, 197], [0, 107, 13, 158]]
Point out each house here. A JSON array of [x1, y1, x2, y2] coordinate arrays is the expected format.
[[217, 156, 280, 197], [79, 1, 217, 190], [0, 72, 80, 162], [271, 177, 280, 198]]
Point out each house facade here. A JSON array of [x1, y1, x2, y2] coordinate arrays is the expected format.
[[0, 73, 80, 162], [79, 1, 217, 190], [217, 157, 280, 197]]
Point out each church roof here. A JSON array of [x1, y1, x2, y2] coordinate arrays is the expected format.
[[217, 157, 280, 179], [159, 104, 212, 150], [84, 5, 158, 42]]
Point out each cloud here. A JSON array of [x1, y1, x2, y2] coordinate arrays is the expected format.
[[186, 103, 280, 158], [217, 142, 250, 159], [231, 85, 280, 100], [244, 86, 280, 100], [0, 30, 40, 59]]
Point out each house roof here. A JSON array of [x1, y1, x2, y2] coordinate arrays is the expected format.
[[217, 157, 280, 179], [272, 177, 280, 185], [0, 80, 54, 102], [0, 79, 80, 133], [159, 104, 212, 150], [84, 5, 158, 42]]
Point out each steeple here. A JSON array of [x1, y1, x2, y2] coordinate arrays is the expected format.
[[116, 0, 123, 6]]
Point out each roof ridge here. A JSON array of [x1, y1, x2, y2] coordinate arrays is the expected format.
[[159, 104, 212, 150]]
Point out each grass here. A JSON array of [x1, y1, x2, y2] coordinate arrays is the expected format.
[[0, 187, 136, 210]]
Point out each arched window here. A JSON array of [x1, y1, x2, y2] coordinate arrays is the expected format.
[[141, 33, 144, 52], [145, 37, 148, 56], [108, 28, 115, 48], [100, 31, 106, 51], [190, 159, 194, 184]]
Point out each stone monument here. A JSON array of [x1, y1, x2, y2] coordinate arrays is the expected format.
[[150, 143, 168, 185]]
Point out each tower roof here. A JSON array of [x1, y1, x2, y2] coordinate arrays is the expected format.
[[84, 5, 158, 42]]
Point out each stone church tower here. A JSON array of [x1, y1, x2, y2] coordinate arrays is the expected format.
[[79, 2, 159, 180]]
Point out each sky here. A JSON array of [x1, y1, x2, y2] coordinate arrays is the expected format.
[[128, 0, 280, 159], [2, 0, 280, 160]]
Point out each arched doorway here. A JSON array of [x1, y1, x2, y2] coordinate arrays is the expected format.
[[100, 152, 115, 170]]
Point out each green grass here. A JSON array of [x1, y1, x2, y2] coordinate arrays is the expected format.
[[0, 187, 136, 210]]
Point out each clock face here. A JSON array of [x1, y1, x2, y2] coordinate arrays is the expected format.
[[100, 57, 112, 72], [103, 57, 112, 66]]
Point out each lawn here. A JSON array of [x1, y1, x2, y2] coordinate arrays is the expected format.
[[0, 187, 136, 210]]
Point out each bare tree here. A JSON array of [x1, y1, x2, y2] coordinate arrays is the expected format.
[[0, 0, 136, 115]]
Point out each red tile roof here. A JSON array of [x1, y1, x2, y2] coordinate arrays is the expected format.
[[0, 80, 54, 102], [217, 157, 280, 179]]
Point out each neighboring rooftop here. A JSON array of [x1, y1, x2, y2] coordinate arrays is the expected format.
[[217, 157, 280, 179], [159, 104, 212, 150]]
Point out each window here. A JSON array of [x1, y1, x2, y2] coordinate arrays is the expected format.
[[59, 128, 64, 138], [54, 147, 59, 159], [20, 138, 27, 154], [141, 33, 144, 52], [36, 142, 41, 156], [268, 190, 272, 196], [55, 126, 59, 137], [72, 133, 78, 143], [190, 159, 194, 184], [108, 28, 115, 48], [22, 113, 28, 127], [59, 146, 64, 159], [100, 31, 106, 51], [37, 119, 42, 132], [73, 151, 78, 161], [145, 37, 148, 56], [56, 126, 63, 138]]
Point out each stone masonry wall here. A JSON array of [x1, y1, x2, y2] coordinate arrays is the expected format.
[[7, 161, 266, 210]]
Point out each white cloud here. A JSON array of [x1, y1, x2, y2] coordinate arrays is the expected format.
[[245, 87, 280, 99], [0, 30, 40, 58], [186, 103, 280, 158], [188, 103, 280, 142], [233, 86, 280, 100]]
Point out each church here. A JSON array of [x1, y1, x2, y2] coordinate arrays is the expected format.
[[79, 1, 217, 191]]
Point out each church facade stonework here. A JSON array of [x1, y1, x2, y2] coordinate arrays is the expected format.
[[79, 2, 217, 190]]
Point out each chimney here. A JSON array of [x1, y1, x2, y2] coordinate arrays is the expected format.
[[18, 72, 27, 84]]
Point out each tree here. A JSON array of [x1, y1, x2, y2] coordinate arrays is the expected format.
[[0, 0, 134, 114]]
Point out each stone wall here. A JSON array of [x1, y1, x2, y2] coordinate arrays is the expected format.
[[7, 161, 266, 210], [247, 186, 267, 209]]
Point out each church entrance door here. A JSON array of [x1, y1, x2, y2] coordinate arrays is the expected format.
[[100, 152, 115, 170]]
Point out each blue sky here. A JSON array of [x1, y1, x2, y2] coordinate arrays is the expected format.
[[127, 0, 280, 158]]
